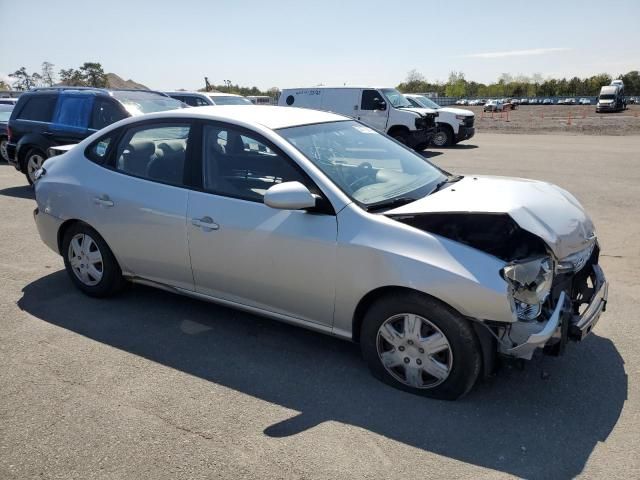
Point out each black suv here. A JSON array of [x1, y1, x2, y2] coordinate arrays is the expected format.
[[7, 87, 184, 183]]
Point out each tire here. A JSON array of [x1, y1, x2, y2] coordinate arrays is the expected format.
[[61, 223, 126, 297], [360, 292, 482, 400], [431, 126, 452, 147], [390, 130, 409, 146], [23, 147, 46, 185], [0, 137, 8, 162]]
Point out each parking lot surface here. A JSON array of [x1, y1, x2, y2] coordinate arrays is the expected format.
[[1, 134, 639, 479]]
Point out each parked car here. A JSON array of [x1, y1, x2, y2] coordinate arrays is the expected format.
[[404, 94, 475, 147], [165, 91, 253, 106], [0, 98, 19, 106], [32, 105, 609, 400], [455, 99, 469, 105], [0, 104, 14, 162], [483, 100, 504, 112], [578, 98, 592, 105], [6, 87, 184, 184], [279, 87, 438, 150], [520, 98, 529, 105], [529, 98, 539, 105]]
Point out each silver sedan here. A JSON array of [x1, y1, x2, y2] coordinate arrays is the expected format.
[[33, 106, 608, 399]]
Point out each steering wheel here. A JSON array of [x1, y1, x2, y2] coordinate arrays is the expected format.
[[348, 162, 374, 191]]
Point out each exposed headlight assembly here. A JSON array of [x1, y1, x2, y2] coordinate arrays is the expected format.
[[502, 256, 554, 321], [556, 242, 595, 273]]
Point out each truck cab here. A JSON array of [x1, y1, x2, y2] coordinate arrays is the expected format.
[[279, 87, 438, 151]]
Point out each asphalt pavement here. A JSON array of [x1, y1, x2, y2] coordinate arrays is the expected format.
[[0, 134, 638, 479]]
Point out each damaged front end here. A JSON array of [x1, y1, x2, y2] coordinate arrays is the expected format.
[[389, 211, 609, 360]]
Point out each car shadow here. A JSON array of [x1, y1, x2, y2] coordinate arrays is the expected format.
[[18, 271, 627, 479], [419, 150, 443, 159], [0, 185, 34, 199], [451, 144, 479, 149]]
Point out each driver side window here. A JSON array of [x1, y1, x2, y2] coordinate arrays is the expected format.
[[202, 124, 309, 202], [361, 90, 384, 110]]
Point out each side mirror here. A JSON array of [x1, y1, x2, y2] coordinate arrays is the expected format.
[[264, 181, 316, 210]]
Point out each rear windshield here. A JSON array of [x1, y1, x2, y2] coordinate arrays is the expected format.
[[111, 91, 184, 115], [210, 96, 252, 105]]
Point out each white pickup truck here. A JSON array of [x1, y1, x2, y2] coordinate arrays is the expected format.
[[404, 94, 475, 147], [278, 87, 438, 151]]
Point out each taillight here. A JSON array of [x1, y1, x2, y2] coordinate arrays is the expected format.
[[7, 126, 11, 143]]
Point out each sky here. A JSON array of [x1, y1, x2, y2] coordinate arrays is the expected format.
[[1, 0, 639, 91]]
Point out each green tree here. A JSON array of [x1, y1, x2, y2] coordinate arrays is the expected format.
[[9, 67, 37, 90], [0, 79, 9, 90], [41, 61, 55, 86], [59, 68, 86, 86], [80, 62, 108, 87]]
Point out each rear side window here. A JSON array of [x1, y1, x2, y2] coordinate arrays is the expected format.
[[16, 95, 57, 122], [90, 98, 127, 130], [86, 134, 115, 164], [114, 123, 191, 186], [52, 95, 94, 131]]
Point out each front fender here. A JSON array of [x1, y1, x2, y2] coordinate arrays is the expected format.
[[332, 204, 513, 337]]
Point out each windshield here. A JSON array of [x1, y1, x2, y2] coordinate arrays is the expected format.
[[599, 94, 615, 100], [278, 120, 446, 208], [411, 95, 441, 109], [211, 96, 253, 105], [112, 91, 185, 115], [381, 88, 413, 108]]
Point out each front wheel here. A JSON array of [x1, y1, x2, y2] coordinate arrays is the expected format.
[[360, 292, 482, 400], [431, 126, 452, 147], [62, 223, 126, 297]]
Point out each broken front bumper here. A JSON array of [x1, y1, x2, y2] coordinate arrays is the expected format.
[[501, 263, 608, 360]]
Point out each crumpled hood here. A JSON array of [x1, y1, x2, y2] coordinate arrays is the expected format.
[[399, 106, 438, 117], [438, 106, 474, 117], [386, 175, 596, 259]]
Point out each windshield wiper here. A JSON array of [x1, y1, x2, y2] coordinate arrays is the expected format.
[[366, 196, 418, 212], [430, 175, 463, 194]]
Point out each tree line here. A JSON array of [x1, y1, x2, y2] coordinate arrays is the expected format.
[[3, 61, 109, 90], [397, 69, 640, 98]]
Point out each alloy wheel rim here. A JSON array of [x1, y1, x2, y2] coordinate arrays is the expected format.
[[68, 233, 104, 286], [376, 313, 453, 389], [0, 140, 7, 161], [27, 153, 44, 181], [432, 131, 447, 146]]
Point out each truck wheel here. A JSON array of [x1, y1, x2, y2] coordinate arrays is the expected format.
[[360, 292, 482, 400], [431, 126, 452, 147], [391, 131, 409, 146]]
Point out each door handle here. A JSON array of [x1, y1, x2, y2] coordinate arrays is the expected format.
[[191, 216, 219, 231], [92, 195, 114, 207]]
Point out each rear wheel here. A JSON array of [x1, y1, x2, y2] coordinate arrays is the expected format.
[[24, 148, 46, 185], [360, 292, 482, 400], [0, 137, 8, 162], [62, 223, 126, 297]]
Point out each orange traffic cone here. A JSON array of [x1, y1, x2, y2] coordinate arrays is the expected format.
[[567, 113, 572, 126]]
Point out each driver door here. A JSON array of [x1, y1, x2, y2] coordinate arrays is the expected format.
[[356, 89, 389, 133], [187, 122, 338, 327]]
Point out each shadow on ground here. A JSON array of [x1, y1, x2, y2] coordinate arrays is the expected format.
[[0, 185, 34, 199], [19, 271, 627, 479], [419, 150, 444, 159]]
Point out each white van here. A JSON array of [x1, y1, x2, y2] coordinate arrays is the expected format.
[[278, 87, 438, 150], [404, 94, 475, 147]]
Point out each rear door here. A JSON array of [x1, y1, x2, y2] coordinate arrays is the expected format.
[[357, 89, 388, 132], [83, 120, 195, 290], [187, 121, 338, 326], [11, 93, 57, 147]]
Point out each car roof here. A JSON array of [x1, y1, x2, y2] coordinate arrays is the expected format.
[[130, 105, 348, 130], [165, 91, 244, 98]]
